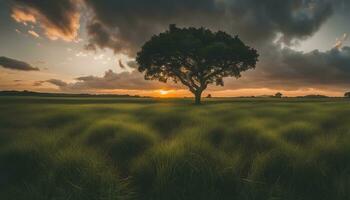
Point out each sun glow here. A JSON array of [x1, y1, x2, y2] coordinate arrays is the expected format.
[[159, 90, 170, 95]]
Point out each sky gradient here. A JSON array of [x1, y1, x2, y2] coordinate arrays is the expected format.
[[0, 0, 350, 97]]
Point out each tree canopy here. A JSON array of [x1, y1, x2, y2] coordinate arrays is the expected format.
[[274, 92, 283, 98], [136, 24, 259, 104], [345, 92, 350, 98]]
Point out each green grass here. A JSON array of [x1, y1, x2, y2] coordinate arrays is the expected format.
[[0, 96, 350, 200]]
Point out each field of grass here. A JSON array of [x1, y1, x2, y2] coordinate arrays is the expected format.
[[0, 96, 350, 200]]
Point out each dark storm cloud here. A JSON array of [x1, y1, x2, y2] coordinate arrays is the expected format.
[[85, 21, 131, 54], [0, 56, 39, 71], [83, 0, 221, 55], [278, 46, 350, 87], [84, 0, 336, 55], [9, 0, 343, 52], [11, 0, 80, 41], [222, 45, 350, 91]]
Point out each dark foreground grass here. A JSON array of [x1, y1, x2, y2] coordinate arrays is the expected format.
[[0, 96, 350, 200]]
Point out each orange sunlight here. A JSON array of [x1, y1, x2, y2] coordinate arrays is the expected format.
[[159, 90, 169, 95]]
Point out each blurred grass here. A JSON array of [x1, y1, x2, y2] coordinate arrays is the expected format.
[[0, 96, 350, 200]]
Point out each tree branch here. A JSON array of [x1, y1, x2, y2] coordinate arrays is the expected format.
[[172, 69, 196, 93]]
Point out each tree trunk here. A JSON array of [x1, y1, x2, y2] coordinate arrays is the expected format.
[[194, 90, 202, 105]]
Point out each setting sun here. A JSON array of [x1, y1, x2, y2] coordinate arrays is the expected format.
[[159, 90, 169, 95]]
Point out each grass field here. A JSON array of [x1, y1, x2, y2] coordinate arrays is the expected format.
[[0, 96, 350, 200]]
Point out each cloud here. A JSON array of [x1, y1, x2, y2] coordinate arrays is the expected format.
[[9, 0, 345, 54], [83, 0, 338, 55], [221, 45, 350, 91], [0, 56, 39, 71], [34, 79, 68, 87], [33, 80, 44, 86], [42, 69, 180, 92], [118, 59, 137, 69], [46, 79, 68, 87], [118, 60, 126, 69], [126, 61, 138, 69], [11, 0, 80, 41], [11, 7, 36, 24], [278, 46, 350, 87], [334, 33, 348, 49], [28, 30, 39, 38], [75, 52, 88, 57], [84, 21, 132, 54]]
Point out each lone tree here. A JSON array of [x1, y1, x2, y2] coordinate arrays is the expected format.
[[345, 92, 350, 98], [274, 92, 283, 98], [137, 25, 259, 104]]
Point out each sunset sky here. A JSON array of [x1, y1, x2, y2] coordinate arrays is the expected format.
[[1, 0, 350, 97]]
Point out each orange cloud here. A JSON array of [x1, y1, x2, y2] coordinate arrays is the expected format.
[[28, 30, 40, 38], [11, 8, 36, 24], [42, 12, 80, 41], [11, 6, 79, 42], [334, 33, 348, 50]]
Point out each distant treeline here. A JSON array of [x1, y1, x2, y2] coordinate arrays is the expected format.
[[237, 94, 330, 98], [295, 94, 329, 98], [0, 90, 144, 98]]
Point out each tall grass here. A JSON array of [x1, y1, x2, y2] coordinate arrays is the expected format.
[[0, 97, 350, 199]]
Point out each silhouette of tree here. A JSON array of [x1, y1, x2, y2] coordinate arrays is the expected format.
[[344, 92, 350, 98], [206, 94, 212, 98], [137, 24, 259, 104], [274, 92, 283, 98]]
